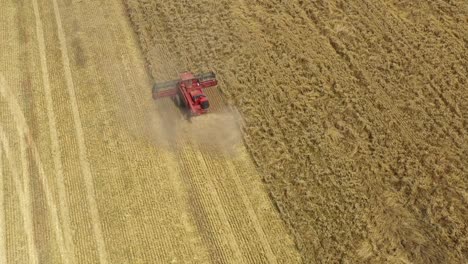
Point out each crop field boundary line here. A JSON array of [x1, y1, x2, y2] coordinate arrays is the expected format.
[[29, 0, 76, 260], [49, 0, 109, 262]]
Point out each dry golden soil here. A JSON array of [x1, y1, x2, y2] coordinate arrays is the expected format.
[[125, 0, 468, 263]]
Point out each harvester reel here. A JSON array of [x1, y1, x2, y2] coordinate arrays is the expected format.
[[195, 72, 216, 82]]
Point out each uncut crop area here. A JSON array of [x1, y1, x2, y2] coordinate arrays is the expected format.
[[125, 0, 468, 263]]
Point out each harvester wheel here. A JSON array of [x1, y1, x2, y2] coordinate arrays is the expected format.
[[175, 94, 182, 107]]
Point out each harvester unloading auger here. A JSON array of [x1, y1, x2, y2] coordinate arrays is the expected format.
[[152, 71, 218, 117]]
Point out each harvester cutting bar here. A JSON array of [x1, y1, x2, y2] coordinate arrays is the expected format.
[[152, 79, 179, 99], [192, 72, 217, 90], [153, 79, 179, 90], [197, 79, 217, 89], [152, 88, 178, 99]]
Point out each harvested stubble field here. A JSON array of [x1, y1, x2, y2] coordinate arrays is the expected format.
[[126, 0, 468, 263], [0, 0, 300, 263]]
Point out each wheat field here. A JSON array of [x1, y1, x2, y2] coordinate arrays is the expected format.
[[0, 0, 466, 263]]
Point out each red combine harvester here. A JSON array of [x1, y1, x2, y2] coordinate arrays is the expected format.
[[152, 71, 218, 116]]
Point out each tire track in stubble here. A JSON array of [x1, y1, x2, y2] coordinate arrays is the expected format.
[[0, 126, 39, 264], [177, 143, 245, 263], [0, 149, 7, 264], [199, 148, 278, 264], [49, 0, 109, 262], [0, 75, 68, 264], [29, 0, 75, 260]]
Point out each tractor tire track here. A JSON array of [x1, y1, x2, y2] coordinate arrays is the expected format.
[[30, 0, 75, 260], [49, 0, 109, 262]]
